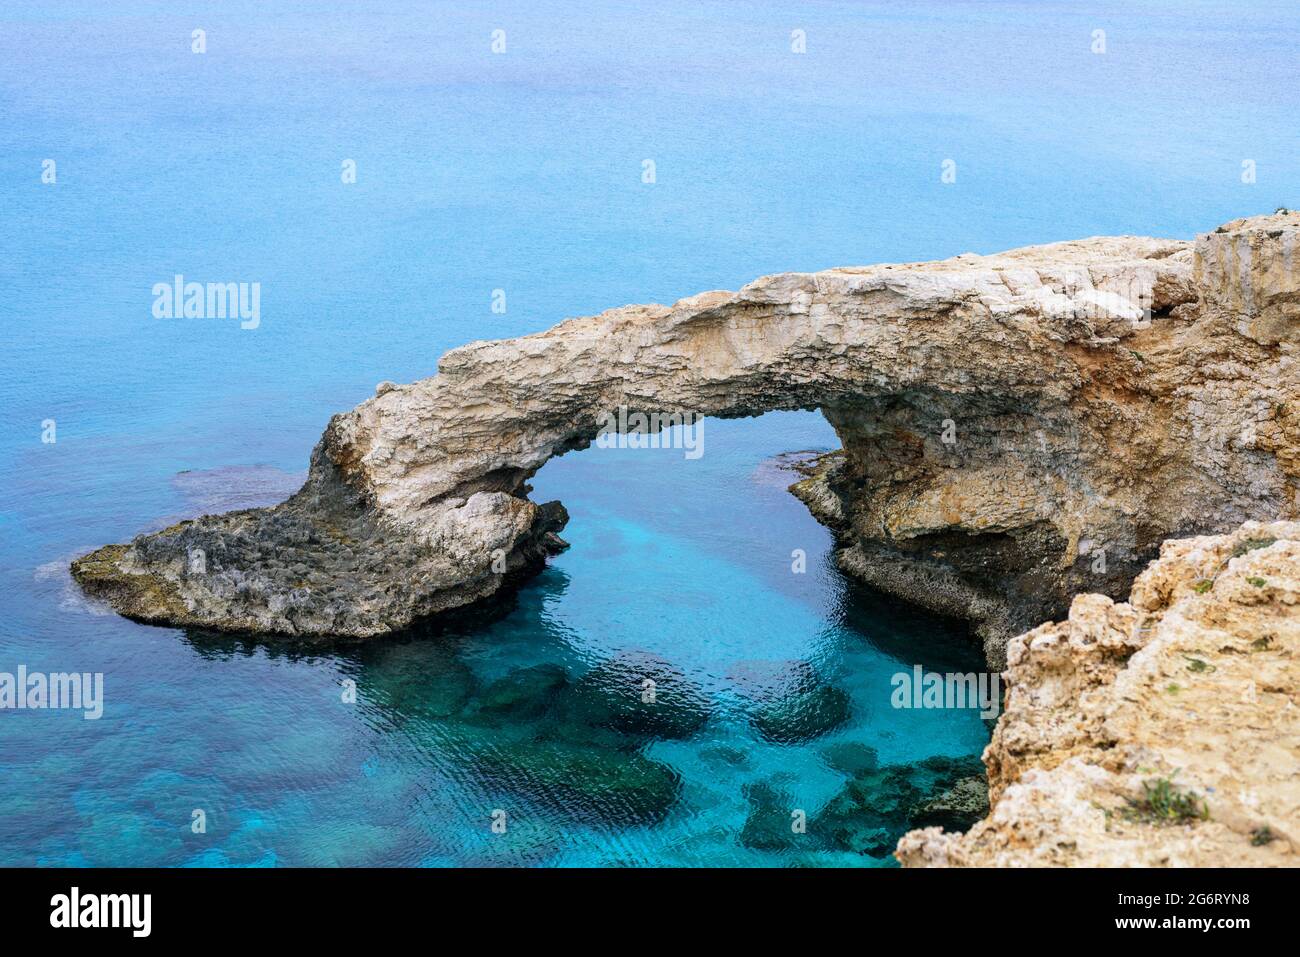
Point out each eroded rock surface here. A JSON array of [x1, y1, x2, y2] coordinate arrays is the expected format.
[[897, 521, 1299, 867], [73, 213, 1300, 659]]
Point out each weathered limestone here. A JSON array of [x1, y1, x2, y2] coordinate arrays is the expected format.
[[897, 520, 1299, 867], [73, 213, 1300, 665]]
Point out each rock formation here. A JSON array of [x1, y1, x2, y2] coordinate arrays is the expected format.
[[897, 520, 1299, 867], [73, 212, 1300, 668]]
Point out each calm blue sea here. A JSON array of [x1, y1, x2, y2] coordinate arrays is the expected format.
[[1, 1, 1296, 866]]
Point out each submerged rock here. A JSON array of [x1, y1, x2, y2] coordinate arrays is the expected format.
[[907, 775, 990, 832], [472, 739, 683, 827], [72, 213, 1300, 665], [556, 651, 712, 740], [734, 660, 851, 744], [819, 742, 880, 775], [815, 754, 985, 859], [356, 644, 478, 722], [752, 683, 851, 744], [732, 752, 987, 859], [739, 782, 803, 851], [699, 743, 750, 769], [469, 664, 570, 721], [356, 655, 690, 828]]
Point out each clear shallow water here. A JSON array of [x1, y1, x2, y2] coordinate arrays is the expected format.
[[2, 1, 1298, 866]]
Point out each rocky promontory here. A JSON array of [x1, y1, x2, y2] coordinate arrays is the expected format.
[[74, 213, 1299, 669], [897, 520, 1298, 867]]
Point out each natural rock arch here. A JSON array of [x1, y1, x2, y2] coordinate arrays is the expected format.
[[74, 213, 1300, 666]]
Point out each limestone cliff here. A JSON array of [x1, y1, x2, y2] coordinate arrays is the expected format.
[[897, 520, 1299, 867], [73, 213, 1300, 668]]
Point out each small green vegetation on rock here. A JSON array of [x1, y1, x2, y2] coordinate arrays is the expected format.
[[1125, 774, 1209, 826], [1232, 537, 1276, 557], [1250, 826, 1276, 846]]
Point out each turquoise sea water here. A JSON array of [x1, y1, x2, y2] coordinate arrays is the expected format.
[[1, 1, 1297, 866]]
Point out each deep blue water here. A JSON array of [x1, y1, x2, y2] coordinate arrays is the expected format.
[[1, 1, 1297, 866]]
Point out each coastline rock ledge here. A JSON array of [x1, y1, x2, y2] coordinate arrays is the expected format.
[[897, 521, 1299, 867], [74, 213, 1300, 668]]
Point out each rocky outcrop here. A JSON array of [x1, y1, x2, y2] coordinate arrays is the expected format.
[[897, 520, 1299, 867], [73, 213, 1300, 664]]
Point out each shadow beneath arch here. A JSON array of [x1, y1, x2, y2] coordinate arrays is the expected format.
[[836, 579, 984, 676]]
